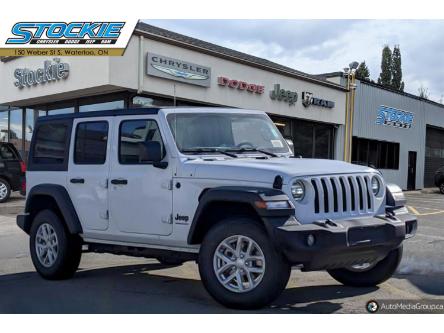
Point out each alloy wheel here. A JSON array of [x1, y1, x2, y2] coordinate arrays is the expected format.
[[213, 235, 266, 293], [35, 223, 59, 268], [0, 182, 8, 200]]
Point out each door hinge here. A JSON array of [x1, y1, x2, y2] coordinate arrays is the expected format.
[[162, 214, 173, 224], [100, 210, 109, 220], [161, 179, 173, 190]]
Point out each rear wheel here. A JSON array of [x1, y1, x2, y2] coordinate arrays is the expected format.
[[198, 218, 291, 309], [0, 178, 11, 203], [30, 209, 82, 280], [327, 246, 403, 287]]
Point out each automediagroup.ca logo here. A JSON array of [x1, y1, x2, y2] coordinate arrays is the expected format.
[[366, 300, 380, 313], [6, 22, 126, 45]]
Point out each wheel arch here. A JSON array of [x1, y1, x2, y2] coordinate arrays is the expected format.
[[20, 184, 83, 235], [187, 186, 294, 245]]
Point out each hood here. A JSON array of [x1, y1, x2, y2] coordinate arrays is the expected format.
[[183, 157, 376, 184]]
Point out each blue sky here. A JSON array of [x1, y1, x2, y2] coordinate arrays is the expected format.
[[144, 20, 444, 103]]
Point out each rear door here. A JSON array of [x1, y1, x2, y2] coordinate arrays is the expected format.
[[67, 117, 112, 231]]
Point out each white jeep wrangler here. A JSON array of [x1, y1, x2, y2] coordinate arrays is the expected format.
[[17, 107, 417, 309]]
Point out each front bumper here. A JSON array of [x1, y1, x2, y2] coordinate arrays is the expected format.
[[272, 212, 417, 271]]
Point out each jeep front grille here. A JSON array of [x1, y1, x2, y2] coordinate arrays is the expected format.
[[310, 175, 374, 216]]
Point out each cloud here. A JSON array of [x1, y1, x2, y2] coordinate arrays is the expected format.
[[145, 19, 444, 102]]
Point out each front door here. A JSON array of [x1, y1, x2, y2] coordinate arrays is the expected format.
[[108, 115, 173, 236], [407, 151, 417, 190], [67, 118, 111, 231]]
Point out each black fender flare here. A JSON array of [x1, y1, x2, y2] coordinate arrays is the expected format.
[[187, 186, 294, 244], [19, 184, 83, 234]]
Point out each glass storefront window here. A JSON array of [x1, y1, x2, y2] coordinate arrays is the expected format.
[[9, 108, 23, 157], [24, 108, 45, 161], [80, 100, 124, 112], [47, 107, 74, 115], [0, 111, 8, 142]]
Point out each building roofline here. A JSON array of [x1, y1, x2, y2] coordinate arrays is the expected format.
[[317, 71, 444, 109], [134, 22, 348, 92]]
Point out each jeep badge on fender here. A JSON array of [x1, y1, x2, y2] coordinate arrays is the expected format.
[[17, 107, 417, 310]]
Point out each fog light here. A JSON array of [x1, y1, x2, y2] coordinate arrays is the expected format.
[[306, 234, 316, 247]]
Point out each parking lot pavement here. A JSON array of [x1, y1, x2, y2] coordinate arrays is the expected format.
[[0, 192, 443, 314]]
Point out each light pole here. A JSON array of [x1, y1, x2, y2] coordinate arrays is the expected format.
[[343, 61, 359, 163]]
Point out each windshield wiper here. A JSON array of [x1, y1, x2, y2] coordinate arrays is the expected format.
[[182, 147, 238, 158], [227, 147, 278, 157]]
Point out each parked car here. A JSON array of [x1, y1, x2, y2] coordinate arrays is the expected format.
[[434, 166, 444, 194], [0, 142, 26, 202], [17, 108, 417, 309]]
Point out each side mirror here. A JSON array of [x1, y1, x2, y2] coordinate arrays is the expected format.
[[139, 141, 168, 169]]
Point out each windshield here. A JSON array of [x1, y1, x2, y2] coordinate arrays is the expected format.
[[167, 112, 291, 155]]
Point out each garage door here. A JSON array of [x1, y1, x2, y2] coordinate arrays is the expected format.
[[424, 126, 444, 187]]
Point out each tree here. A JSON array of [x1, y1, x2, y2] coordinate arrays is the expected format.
[[391, 45, 404, 91], [355, 61, 370, 81], [418, 85, 429, 99], [378, 45, 392, 87]]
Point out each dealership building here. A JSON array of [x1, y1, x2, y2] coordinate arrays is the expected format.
[[1, 22, 444, 190], [0, 22, 347, 165], [323, 73, 444, 190]]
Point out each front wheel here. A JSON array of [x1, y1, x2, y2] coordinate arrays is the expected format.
[[327, 246, 403, 287], [439, 182, 444, 194], [30, 209, 82, 280], [198, 218, 291, 309]]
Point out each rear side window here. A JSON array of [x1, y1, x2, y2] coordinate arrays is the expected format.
[[74, 121, 108, 164], [0, 145, 17, 160], [33, 123, 68, 164]]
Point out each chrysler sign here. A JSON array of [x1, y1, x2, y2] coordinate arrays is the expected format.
[[14, 58, 69, 89], [147, 53, 211, 87]]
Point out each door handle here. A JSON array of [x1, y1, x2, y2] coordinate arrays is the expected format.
[[111, 178, 128, 185], [70, 178, 85, 184]]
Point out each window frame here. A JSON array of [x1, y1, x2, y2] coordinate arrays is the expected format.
[[352, 136, 400, 170], [118, 118, 166, 165], [74, 120, 109, 165], [28, 119, 73, 172]]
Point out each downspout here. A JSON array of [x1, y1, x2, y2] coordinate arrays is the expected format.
[[348, 75, 356, 162], [137, 35, 144, 94], [343, 75, 351, 161]]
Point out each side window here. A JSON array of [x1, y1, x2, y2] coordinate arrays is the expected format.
[[0, 145, 17, 160], [119, 119, 165, 164], [33, 123, 68, 164], [74, 121, 109, 165]]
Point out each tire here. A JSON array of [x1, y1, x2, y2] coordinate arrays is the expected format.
[[439, 182, 444, 194], [0, 178, 11, 203], [30, 209, 82, 280], [198, 218, 291, 309], [327, 245, 403, 287]]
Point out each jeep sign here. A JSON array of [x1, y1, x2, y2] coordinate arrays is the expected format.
[[270, 84, 298, 105], [147, 53, 211, 87], [14, 58, 69, 89]]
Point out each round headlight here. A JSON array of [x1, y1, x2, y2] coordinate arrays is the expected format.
[[371, 176, 380, 195], [291, 180, 305, 201]]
